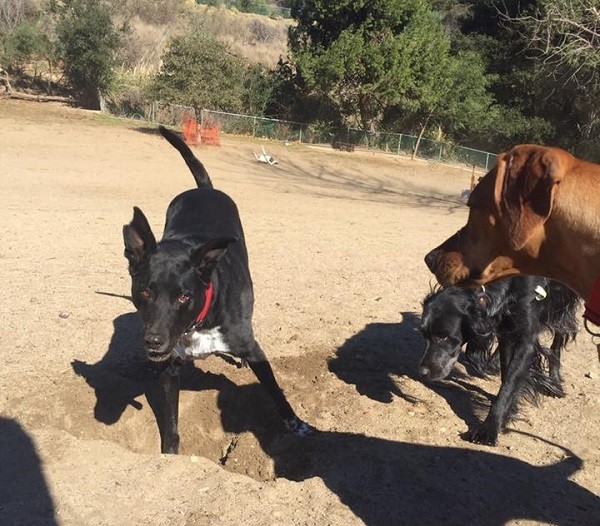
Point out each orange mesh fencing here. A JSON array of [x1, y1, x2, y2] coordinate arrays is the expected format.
[[181, 116, 221, 147], [182, 116, 200, 145], [199, 123, 221, 146]]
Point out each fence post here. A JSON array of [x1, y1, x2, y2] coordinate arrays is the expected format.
[[397, 134, 403, 155], [253, 116, 257, 137], [439, 143, 443, 161], [299, 125, 303, 143], [485, 152, 490, 171]]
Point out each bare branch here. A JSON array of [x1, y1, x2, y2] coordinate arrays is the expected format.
[[499, 0, 600, 86], [0, 0, 26, 33]]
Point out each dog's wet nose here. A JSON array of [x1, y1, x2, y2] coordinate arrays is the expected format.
[[144, 334, 164, 350], [424, 249, 438, 271]]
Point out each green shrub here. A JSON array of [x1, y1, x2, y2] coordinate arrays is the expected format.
[[56, 0, 122, 108]]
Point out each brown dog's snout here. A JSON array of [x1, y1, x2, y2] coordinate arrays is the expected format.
[[424, 249, 439, 272]]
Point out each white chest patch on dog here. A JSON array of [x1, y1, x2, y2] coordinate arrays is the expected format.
[[175, 326, 231, 360]]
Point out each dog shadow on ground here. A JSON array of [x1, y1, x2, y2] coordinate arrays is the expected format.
[[215, 382, 599, 526], [73, 313, 600, 524], [71, 312, 233, 431], [328, 313, 492, 431], [211, 315, 600, 525], [0, 418, 58, 525]]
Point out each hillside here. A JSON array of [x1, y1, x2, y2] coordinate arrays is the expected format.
[[116, 2, 292, 73]]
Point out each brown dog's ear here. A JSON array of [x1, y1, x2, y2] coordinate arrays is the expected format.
[[493, 146, 562, 250], [123, 206, 157, 266]]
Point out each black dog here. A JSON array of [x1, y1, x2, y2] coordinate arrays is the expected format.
[[418, 276, 579, 446], [123, 126, 313, 453]]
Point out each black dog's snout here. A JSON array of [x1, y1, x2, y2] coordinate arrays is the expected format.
[[144, 334, 164, 350], [424, 249, 438, 271]]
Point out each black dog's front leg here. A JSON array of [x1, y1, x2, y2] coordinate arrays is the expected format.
[[548, 333, 565, 390], [147, 360, 181, 454], [467, 338, 535, 446], [246, 341, 314, 437]]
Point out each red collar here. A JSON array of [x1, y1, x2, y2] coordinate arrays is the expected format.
[[194, 281, 214, 327], [584, 275, 600, 329]]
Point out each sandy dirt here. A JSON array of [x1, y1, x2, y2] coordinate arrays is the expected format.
[[0, 99, 598, 526]]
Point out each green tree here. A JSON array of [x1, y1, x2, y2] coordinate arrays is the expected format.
[[56, 0, 121, 109], [289, 0, 456, 131], [512, 0, 600, 159], [1, 20, 48, 75], [451, 0, 556, 150], [148, 29, 246, 114], [403, 50, 494, 158], [455, 0, 599, 157], [242, 64, 275, 116]]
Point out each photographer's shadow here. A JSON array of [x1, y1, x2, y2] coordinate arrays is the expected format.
[[0, 418, 58, 525], [329, 313, 493, 431]]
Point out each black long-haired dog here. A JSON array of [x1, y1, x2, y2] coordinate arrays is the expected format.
[[419, 276, 579, 446]]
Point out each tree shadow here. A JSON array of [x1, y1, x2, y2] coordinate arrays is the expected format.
[[328, 314, 494, 432], [130, 124, 466, 211], [131, 126, 162, 136], [244, 153, 467, 211], [216, 382, 600, 526], [0, 418, 57, 525]]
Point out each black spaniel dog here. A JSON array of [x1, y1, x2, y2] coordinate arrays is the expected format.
[[419, 276, 579, 445]]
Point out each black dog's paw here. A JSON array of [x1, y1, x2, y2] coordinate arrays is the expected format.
[[464, 424, 499, 446], [284, 417, 317, 437]]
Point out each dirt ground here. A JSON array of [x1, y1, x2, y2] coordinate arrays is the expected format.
[[0, 99, 598, 526]]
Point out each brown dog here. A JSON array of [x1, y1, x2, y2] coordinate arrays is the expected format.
[[424, 144, 600, 300]]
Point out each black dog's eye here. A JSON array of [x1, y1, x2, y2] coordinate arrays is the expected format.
[[140, 289, 151, 300], [177, 293, 191, 305]]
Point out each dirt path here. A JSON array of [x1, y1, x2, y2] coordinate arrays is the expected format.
[[0, 100, 598, 525]]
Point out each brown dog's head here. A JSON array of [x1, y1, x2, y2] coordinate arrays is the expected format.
[[425, 144, 566, 287]]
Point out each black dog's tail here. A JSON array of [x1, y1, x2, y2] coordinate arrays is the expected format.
[[158, 125, 213, 189]]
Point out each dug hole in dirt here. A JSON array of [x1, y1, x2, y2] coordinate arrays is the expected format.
[[0, 100, 598, 525]]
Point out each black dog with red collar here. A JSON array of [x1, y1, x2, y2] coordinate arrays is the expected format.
[[123, 126, 313, 454]]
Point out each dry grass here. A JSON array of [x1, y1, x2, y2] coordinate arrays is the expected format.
[[195, 5, 291, 66], [114, 3, 292, 72]]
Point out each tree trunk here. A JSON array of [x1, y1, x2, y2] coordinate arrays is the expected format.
[[412, 114, 432, 161], [0, 69, 71, 103]]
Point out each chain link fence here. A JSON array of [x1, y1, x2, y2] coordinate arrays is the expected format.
[[100, 98, 497, 171], [200, 109, 497, 171]]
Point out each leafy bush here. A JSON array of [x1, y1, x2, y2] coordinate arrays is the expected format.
[[147, 26, 246, 113], [56, 0, 122, 108], [1, 20, 49, 74]]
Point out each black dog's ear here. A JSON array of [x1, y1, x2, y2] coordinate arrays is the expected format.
[[191, 237, 238, 280], [123, 207, 157, 265], [464, 301, 492, 340]]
